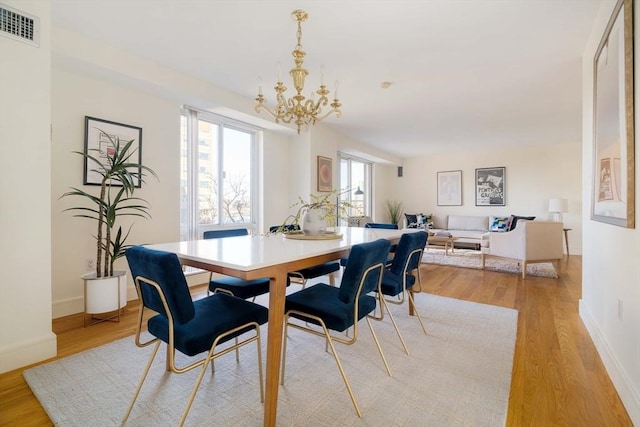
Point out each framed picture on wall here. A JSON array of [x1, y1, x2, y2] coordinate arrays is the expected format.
[[437, 170, 462, 206], [317, 156, 332, 192], [591, 0, 635, 228], [83, 116, 143, 187], [475, 167, 505, 206]]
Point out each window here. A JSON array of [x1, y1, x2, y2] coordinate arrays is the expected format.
[[339, 154, 372, 219], [180, 108, 259, 240]]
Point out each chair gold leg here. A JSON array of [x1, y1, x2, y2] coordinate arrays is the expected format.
[[122, 341, 161, 425], [380, 297, 409, 354], [320, 323, 363, 418], [180, 349, 215, 426], [255, 330, 265, 403], [366, 317, 392, 377]]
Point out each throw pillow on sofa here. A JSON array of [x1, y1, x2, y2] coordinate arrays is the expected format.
[[489, 216, 509, 232], [405, 213, 433, 228], [507, 215, 536, 231]]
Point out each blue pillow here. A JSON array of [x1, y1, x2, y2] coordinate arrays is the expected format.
[[490, 216, 509, 232]]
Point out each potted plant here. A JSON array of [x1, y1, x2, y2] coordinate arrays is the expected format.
[[61, 130, 157, 323], [272, 190, 353, 235], [384, 199, 404, 227]]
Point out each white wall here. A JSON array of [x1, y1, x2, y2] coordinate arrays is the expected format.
[[0, 0, 57, 373], [259, 129, 293, 232], [51, 68, 181, 316], [373, 164, 400, 223], [48, 28, 296, 318], [580, 0, 640, 423], [50, 69, 296, 317], [399, 142, 583, 254]]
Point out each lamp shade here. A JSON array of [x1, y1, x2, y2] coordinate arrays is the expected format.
[[548, 198, 568, 213]]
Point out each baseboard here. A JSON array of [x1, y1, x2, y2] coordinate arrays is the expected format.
[[579, 299, 640, 425], [0, 332, 57, 374], [52, 272, 211, 318]]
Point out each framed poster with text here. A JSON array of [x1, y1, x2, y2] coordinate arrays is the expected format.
[[475, 167, 505, 206]]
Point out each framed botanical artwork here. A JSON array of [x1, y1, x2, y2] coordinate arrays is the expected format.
[[317, 156, 332, 192], [591, 0, 635, 228], [83, 116, 143, 187], [437, 170, 462, 206], [476, 167, 505, 206]]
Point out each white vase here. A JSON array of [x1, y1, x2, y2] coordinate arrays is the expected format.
[[82, 270, 128, 314], [301, 208, 327, 235]]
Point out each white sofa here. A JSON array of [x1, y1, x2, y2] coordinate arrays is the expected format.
[[480, 220, 563, 279], [424, 215, 490, 247]]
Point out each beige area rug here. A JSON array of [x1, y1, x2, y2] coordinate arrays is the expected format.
[[422, 247, 558, 278], [24, 294, 517, 426]]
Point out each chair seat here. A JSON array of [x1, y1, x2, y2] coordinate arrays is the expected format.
[[209, 277, 271, 300], [291, 261, 340, 279], [380, 270, 416, 297], [148, 293, 268, 356], [285, 284, 376, 332]]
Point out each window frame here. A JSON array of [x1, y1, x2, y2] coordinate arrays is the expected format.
[[180, 107, 259, 240], [339, 153, 373, 219]]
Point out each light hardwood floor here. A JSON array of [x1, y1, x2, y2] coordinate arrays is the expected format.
[[0, 255, 633, 426]]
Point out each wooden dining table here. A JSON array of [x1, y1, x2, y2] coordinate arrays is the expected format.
[[147, 226, 415, 426]]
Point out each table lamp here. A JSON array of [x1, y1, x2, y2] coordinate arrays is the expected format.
[[548, 198, 568, 223]]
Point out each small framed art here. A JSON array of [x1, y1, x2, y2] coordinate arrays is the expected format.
[[437, 170, 462, 206], [83, 116, 143, 187], [317, 156, 332, 192]]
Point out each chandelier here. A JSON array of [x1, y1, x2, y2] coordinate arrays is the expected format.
[[255, 10, 342, 134]]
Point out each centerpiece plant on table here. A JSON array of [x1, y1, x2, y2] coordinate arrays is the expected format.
[[271, 189, 354, 235]]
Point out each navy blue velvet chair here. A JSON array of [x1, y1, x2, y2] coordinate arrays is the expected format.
[[204, 229, 272, 300], [269, 225, 341, 287], [123, 246, 268, 426], [339, 222, 398, 268], [378, 231, 429, 348], [365, 222, 399, 230], [281, 239, 392, 417]]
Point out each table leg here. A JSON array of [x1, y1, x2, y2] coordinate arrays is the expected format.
[[408, 288, 416, 316], [263, 269, 288, 426]]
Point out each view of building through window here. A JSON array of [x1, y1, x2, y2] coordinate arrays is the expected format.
[[339, 155, 372, 219], [180, 109, 257, 240]]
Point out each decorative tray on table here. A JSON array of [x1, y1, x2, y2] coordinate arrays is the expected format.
[[283, 231, 344, 240]]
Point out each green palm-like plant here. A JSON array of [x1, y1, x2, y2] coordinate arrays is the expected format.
[[61, 130, 158, 277], [384, 199, 404, 226]]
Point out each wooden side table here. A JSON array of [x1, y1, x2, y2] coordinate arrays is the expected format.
[[563, 228, 571, 256]]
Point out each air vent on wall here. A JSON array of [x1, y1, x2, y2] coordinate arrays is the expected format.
[[0, 3, 40, 47]]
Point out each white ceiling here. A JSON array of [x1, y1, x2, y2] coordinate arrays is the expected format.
[[50, 0, 603, 158]]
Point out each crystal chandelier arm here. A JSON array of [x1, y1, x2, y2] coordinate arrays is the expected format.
[[314, 105, 342, 122]]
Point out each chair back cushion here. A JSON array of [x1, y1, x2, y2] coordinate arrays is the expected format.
[[390, 231, 428, 276], [365, 222, 399, 229], [339, 239, 391, 303], [203, 228, 248, 239], [126, 246, 195, 324]]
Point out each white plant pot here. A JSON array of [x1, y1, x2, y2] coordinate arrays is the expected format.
[[82, 270, 127, 314], [301, 208, 327, 235]]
